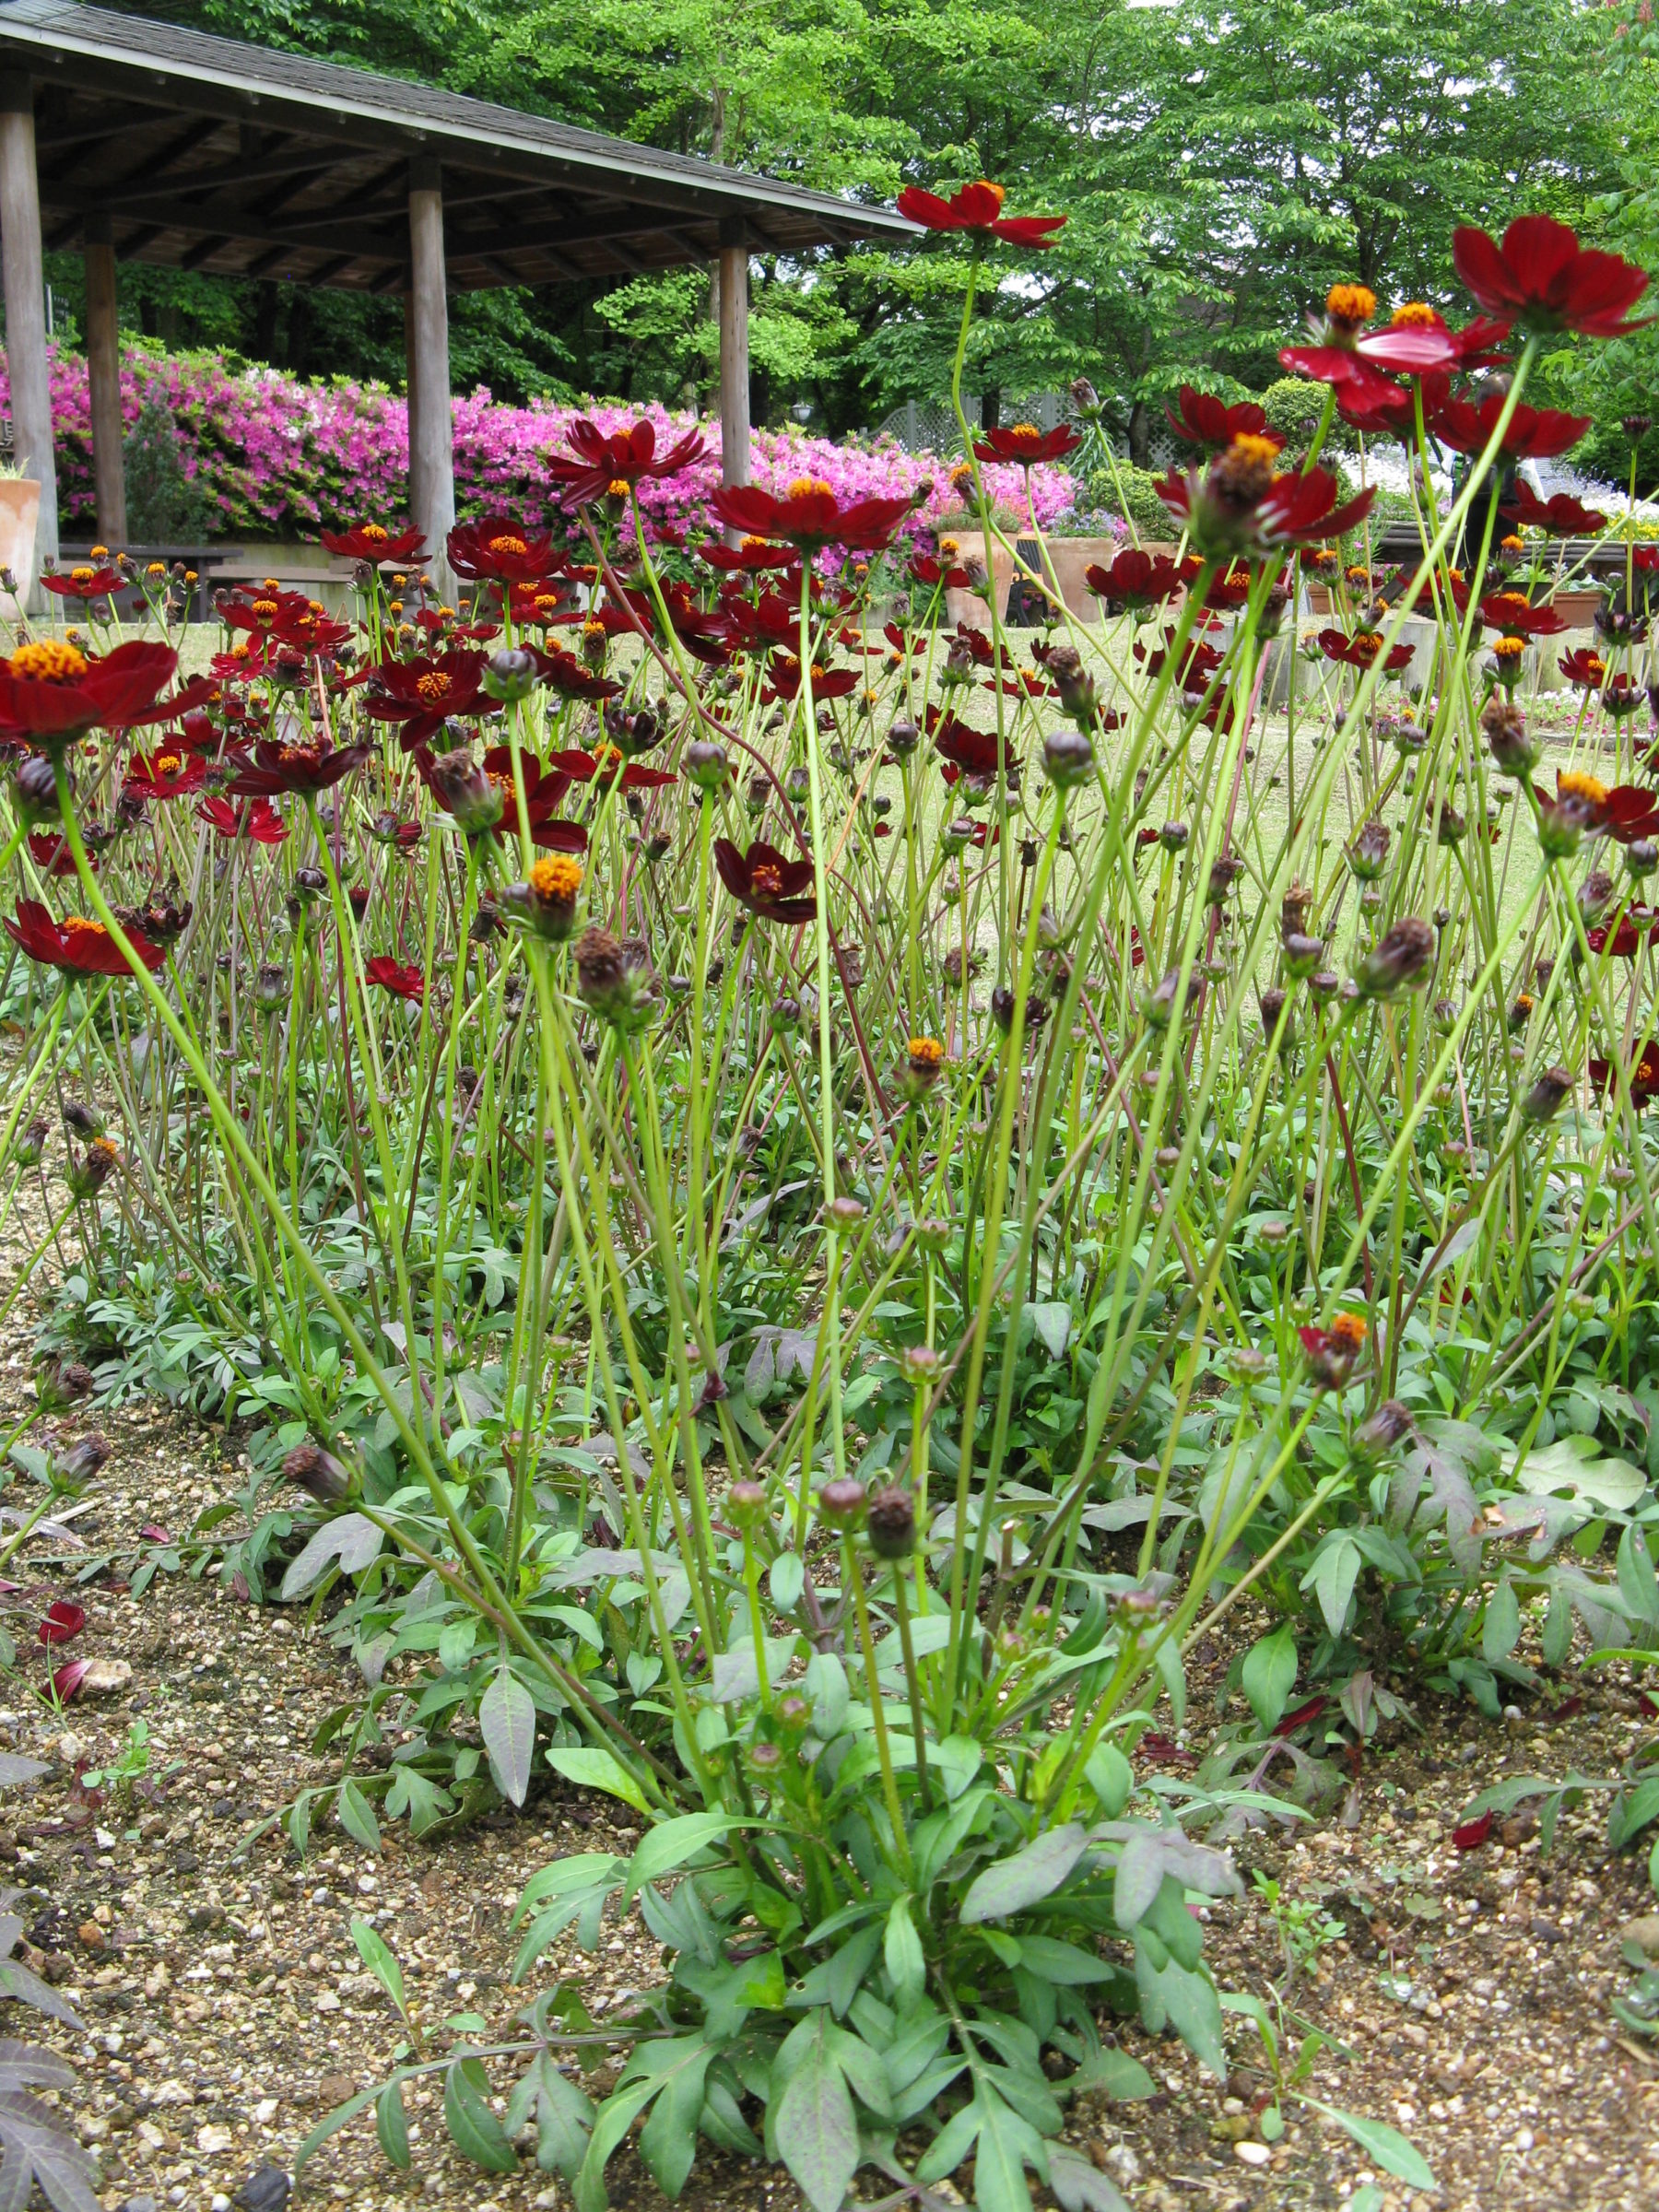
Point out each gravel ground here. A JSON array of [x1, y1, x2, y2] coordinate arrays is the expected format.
[[0, 1211, 1654, 2212]]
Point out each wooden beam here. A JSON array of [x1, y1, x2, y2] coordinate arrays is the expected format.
[[114, 139, 347, 213], [0, 73, 57, 593], [406, 165, 454, 591], [718, 220, 750, 490], [179, 231, 229, 272], [83, 213, 126, 543], [34, 100, 175, 155]]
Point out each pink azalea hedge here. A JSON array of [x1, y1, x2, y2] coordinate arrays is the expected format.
[[1, 343, 1075, 547]]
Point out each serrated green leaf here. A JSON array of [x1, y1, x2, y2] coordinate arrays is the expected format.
[[773, 2015, 859, 2212], [443, 2056, 519, 2173], [336, 1778, 381, 1855]]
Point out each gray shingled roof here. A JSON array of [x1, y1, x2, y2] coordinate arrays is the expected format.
[[0, 0, 915, 290]]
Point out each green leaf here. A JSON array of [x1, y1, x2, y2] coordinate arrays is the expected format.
[[1512, 1435, 1648, 1512], [960, 1822, 1089, 1924], [444, 2055, 519, 2173], [1241, 1625, 1297, 1733], [1085, 1742, 1133, 1818], [1306, 2101, 1435, 2189], [635, 2038, 712, 2200], [1028, 1300, 1073, 1359], [376, 2079, 411, 2169], [773, 2016, 860, 2212], [350, 1916, 406, 2018], [969, 2085, 1043, 2212], [1481, 1576, 1522, 1665], [573, 2079, 656, 2212], [770, 1551, 806, 1612], [1075, 2045, 1155, 2100], [546, 1747, 651, 1815], [1301, 1534, 1361, 1639], [1618, 1524, 1659, 1624], [1049, 2143, 1130, 2210], [479, 1665, 537, 1807], [884, 1897, 925, 2007], [1136, 1949, 1227, 2077], [1113, 1827, 1240, 1929], [1609, 1775, 1659, 1851], [294, 2084, 382, 2174], [336, 1778, 382, 1855], [623, 1811, 744, 1905]]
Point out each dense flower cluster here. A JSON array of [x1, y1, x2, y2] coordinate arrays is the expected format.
[[0, 344, 1072, 546]]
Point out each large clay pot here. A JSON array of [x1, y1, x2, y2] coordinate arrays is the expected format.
[[1044, 536, 1128, 622], [0, 478, 41, 615], [1547, 587, 1602, 630], [940, 530, 1016, 633]]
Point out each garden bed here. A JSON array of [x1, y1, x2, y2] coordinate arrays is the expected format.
[[6, 1379, 1656, 2212]]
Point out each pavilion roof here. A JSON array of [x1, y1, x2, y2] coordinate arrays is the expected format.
[[0, 0, 916, 292]]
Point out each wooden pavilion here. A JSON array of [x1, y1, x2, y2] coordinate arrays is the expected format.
[[0, 0, 914, 592]]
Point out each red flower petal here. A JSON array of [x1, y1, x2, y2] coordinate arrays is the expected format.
[[1453, 1810, 1494, 1851], [39, 1598, 87, 1645]]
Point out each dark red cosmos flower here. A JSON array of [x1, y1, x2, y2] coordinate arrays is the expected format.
[[932, 713, 1018, 779], [42, 564, 125, 599], [1453, 216, 1652, 339], [713, 837, 817, 923], [972, 422, 1081, 465], [447, 516, 559, 584], [321, 523, 428, 564], [1431, 394, 1590, 461], [547, 418, 707, 507], [1587, 909, 1657, 957], [6, 899, 164, 974], [1158, 436, 1374, 560], [535, 649, 622, 704], [1559, 647, 1606, 689], [1299, 1312, 1368, 1388], [702, 534, 798, 574], [1500, 483, 1608, 535], [1135, 629, 1225, 689], [764, 654, 861, 702], [711, 480, 913, 556], [1335, 370, 1453, 441], [1320, 628, 1415, 674], [364, 956, 425, 1003], [1590, 1041, 1659, 1103], [196, 795, 288, 844], [896, 178, 1065, 251], [1557, 775, 1659, 842], [366, 650, 498, 752], [908, 552, 970, 590], [1478, 592, 1567, 640], [476, 744, 576, 845], [27, 830, 82, 877], [229, 737, 371, 797], [0, 639, 178, 745], [38, 1598, 86, 1645], [1164, 386, 1281, 453], [1085, 547, 1183, 611], [1280, 285, 1465, 395], [547, 746, 677, 792], [124, 747, 208, 803], [1604, 676, 1646, 721]]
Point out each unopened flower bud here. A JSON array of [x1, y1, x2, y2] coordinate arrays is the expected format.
[[14, 754, 60, 821], [770, 994, 802, 1036], [1482, 696, 1539, 777], [727, 1480, 770, 1530], [429, 747, 504, 836], [12, 1116, 48, 1167], [887, 718, 920, 759], [53, 1432, 111, 1484], [1159, 820, 1189, 853], [575, 925, 659, 1030], [685, 737, 729, 791], [818, 1477, 868, 1532], [1579, 870, 1615, 924], [865, 1485, 917, 1559], [1206, 855, 1245, 905], [483, 646, 537, 702], [1347, 819, 1391, 881], [281, 1440, 352, 1502], [821, 1194, 865, 1236], [1353, 916, 1435, 998], [1523, 1065, 1575, 1123], [1043, 724, 1096, 786], [1354, 1399, 1412, 1460]]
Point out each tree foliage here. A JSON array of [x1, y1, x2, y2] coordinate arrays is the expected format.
[[88, 0, 1633, 438]]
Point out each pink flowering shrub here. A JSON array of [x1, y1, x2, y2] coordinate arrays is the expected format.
[[0, 344, 1074, 547]]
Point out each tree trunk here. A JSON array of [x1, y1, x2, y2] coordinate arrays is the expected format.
[[1128, 399, 1148, 469]]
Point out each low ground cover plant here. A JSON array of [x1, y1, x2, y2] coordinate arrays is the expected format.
[[1, 193, 1658, 2210]]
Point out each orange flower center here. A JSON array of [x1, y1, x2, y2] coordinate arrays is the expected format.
[[1500, 534, 1524, 553], [741, 536, 772, 557], [1004, 423, 1044, 453], [1584, 654, 1606, 680], [1328, 1312, 1367, 1350], [416, 671, 451, 701], [531, 854, 583, 899], [9, 640, 88, 682], [154, 753, 182, 777], [908, 1035, 944, 1066], [277, 743, 322, 769], [1355, 631, 1383, 654], [252, 598, 279, 621], [89, 545, 108, 559], [362, 524, 389, 544], [582, 618, 607, 641], [1494, 636, 1525, 660], [1559, 770, 1608, 805], [488, 535, 528, 559], [70, 566, 95, 583], [938, 537, 960, 559], [1211, 432, 1281, 505], [147, 561, 167, 579], [1326, 282, 1377, 326], [595, 744, 624, 771], [1391, 301, 1438, 328], [606, 478, 631, 498], [976, 179, 1006, 210], [786, 477, 834, 501], [751, 863, 785, 896], [63, 916, 103, 940]]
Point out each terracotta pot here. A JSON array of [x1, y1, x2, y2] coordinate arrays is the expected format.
[[1043, 536, 1127, 622], [0, 478, 41, 613], [940, 530, 1016, 633], [1547, 588, 1602, 630], [1306, 583, 1335, 617]]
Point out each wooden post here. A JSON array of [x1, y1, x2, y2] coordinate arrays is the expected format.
[[717, 218, 750, 489], [406, 159, 454, 593], [0, 74, 56, 599], [84, 214, 125, 544]]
